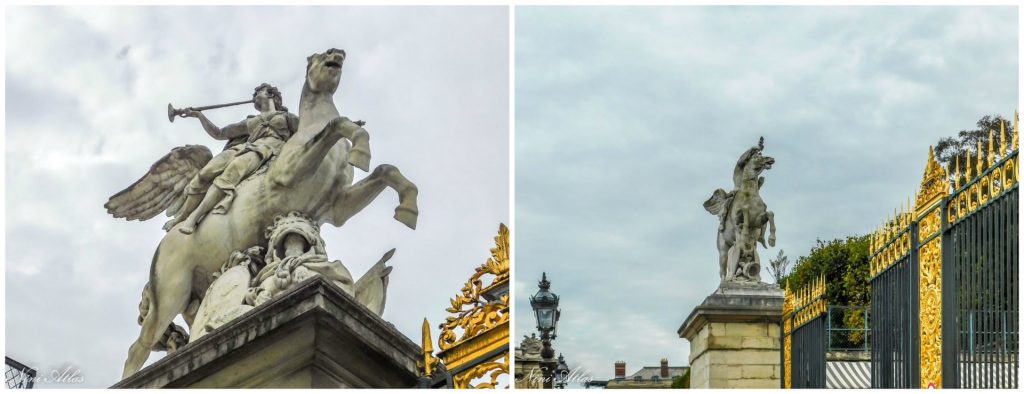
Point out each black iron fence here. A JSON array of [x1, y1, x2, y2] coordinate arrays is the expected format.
[[869, 244, 919, 388], [5, 357, 36, 389], [827, 305, 869, 352], [942, 163, 1019, 389], [781, 276, 827, 388], [868, 119, 1019, 389]]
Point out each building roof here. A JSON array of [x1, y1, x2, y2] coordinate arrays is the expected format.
[[626, 366, 689, 380], [622, 364, 688, 380]]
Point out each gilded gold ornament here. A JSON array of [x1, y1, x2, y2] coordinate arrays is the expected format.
[[419, 223, 510, 388], [918, 239, 942, 388]]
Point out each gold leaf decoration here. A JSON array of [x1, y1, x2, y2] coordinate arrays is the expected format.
[[453, 353, 509, 389], [918, 239, 942, 388], [439, 224, 510, 352], [915, 147, 949, 216]]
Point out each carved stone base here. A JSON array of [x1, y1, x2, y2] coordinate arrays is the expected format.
[[678, 282, 783, 389], [112, 277, 421, 388]]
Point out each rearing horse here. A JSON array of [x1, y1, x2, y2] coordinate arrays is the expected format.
[[107, 48, 418, 378], [703, 137, 776, 282]]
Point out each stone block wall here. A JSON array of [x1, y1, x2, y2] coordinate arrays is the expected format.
[[687, 321, 781, 389]]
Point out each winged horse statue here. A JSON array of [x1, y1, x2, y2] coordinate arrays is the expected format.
[[703, 137, 776, 283], [105, 48, 418, 378]]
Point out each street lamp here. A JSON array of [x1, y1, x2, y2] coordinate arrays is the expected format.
[[530, 272, 560, 389], [555, 353, 570, 389]]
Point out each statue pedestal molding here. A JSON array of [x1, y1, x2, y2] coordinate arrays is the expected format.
[[112, 277, 421, 388], [678, 281, 784, 389]]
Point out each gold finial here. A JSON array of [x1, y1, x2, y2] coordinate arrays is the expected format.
[[421, 318, 435, 377], [988, 129, 996, 167], [902, 199, 909, 227], [976, 139, 984, 178], [965, 150, 974, 180], [1000, 120, 1007, 157], [954, 154, 961, 189], [875, 226, 881, 251], [1014, 110, 1019, 150], [909, 194, 917, 223]]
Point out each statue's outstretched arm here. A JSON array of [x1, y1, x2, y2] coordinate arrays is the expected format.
[[185, 110, 247, 140]]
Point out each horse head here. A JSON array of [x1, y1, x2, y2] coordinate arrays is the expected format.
[[305, 48, 346, 94], [733, 137, 775, 187]]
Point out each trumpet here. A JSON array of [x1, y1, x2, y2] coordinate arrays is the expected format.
[[167, 99, 256, 123]]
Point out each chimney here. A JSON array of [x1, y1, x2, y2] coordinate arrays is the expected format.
[[660, 358, 669, 378], [614, 361, 626, 379]]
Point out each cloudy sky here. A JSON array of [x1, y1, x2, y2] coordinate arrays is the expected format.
[[5, 6, 508, 388], [513, 6, 1017, 386]]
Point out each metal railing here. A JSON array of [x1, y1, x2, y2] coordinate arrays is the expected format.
[[827, 305, 870, 352], [5, 357, 36, 389]]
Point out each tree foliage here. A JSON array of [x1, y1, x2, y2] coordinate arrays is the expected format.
[[767, 249, 790, 284], [934, 114, 1016, 183], [779, 235, 870, 344], [778, 235, 870, 306], [672, 369, 690, 389]]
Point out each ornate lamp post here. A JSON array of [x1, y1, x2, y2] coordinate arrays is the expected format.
[[530, 272, 560, 389], [555, 353, 570, 389]]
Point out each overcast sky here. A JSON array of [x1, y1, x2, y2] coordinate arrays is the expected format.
[[513, 6, 1017, 386], [5, 6, 508, 388]]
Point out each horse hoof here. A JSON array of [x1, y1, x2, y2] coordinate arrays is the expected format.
[[349, 150, 370, 172], [179, 225, 196, 235], [394, 206, 418, 230]]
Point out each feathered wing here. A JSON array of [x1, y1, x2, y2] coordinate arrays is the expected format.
[[703, 188, 732, 216], [104, 145, 212, 221]]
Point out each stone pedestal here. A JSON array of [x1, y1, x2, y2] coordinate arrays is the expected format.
[[112, 277, 421, 388], [678, 281, 783, 389]]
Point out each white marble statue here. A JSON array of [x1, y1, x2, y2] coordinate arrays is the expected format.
[[105, 48, 418, 379], [703, 137, 776, 283]]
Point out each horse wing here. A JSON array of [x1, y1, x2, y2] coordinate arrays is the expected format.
[[703, 188, 732, 216], [105, 145, 212, 221]]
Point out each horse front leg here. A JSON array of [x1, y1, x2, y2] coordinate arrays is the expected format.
[[330, 164, 418, 229], [766, 210, 776, 247], [331, 120, 371, 171], [269, 117, 366, 188]]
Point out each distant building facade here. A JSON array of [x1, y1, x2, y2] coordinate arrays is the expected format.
[[586, 358, 688, 389], [514, 335, 543, 388]]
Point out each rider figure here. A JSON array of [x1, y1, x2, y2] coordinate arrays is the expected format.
[[166, 83, 299, 235]]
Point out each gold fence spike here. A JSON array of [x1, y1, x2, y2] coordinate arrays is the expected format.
[[909, 194, 917, 223], [902, 197, 908, 225], [1007, 110, 1015, 150], [954, 155, 961, 189], [1000, 120, 1007, 157], [966, 150, 974, 180], [976, 139, 984, 178], [421, 318, 434, 377], [988, 129, 996, 167]]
